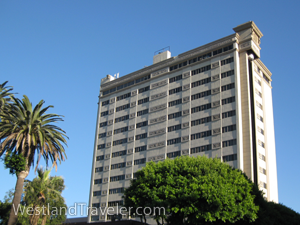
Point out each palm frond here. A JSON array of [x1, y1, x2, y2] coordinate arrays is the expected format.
[[0, 95, 68, 173]]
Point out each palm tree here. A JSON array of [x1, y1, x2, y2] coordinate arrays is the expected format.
[[0, 81, 14, 114], [22, 168, 66, 225], [0, 95, 68, 225]]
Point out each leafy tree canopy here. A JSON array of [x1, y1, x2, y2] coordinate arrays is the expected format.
[[0, 81, 14, 114], [17, 168, 67, 225], [4, 151, 26, 176], [124, 156, 259, 225]]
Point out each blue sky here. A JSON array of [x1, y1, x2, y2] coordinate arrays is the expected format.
[[1, 0, 300, 217]]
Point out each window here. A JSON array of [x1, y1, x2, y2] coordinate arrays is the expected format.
[[98, 132, 106, 138], [221, 83, 235, 91], [222, 124, 236, 133], [114, 126, 128, 134], [258, 140, 265, 148], [255, 89, 262, 98], [213, 44, 233, 56], [167, 151, 181, 158], [103, 90, 110, 96], [169, 99, 182, 107], [94, 179, 102, 184], [92, 203, 100, 208], [259, 167, 267, 175], [167, 137, 181, 145], [222, 110, 236, 118], [93, 191, 101, 196], [191, 130, 211, 140], [135, 145, 147, 152], [96, 155, 104, 161], [168, 124, 181, 132], [112, 150, 127, 158], [136, 121, 148, 128], [191, 65, 211, 76], [100, 122, 107, 127], [222, 96, 235, 105], [223, 154, 237, 162], [169, 74, 182, 83], [110, 175, 125, 182], [134, 158, 146, 165], [180, 61, 188, 68], [191, 144, 212, 154], [222, 139, 237, 147], [255, 77, 261, 86], [191, 116, 211, 126], [136, 75, 150, 84], [169, 86, 182, 95], [138, 97, 149, 105], [113, 138, 127, 146], [257, 114, 263, 122], [108, 200, 123, 207], [261, 182, 267, 189], [168, 111, 182, 120], [213, 48, 223, 56], [263, 74, 270, 83], [191, 77, 211, 88], [256, 101, 263, 110], [117, 81, 134, 90], [191, 103, 211, 114], [221, 57, 234, 66], [116, 92, 131, 101], [138, 86, 150, 93], [191, 90, 211, 100], [259, 153, 266, 161], [95, 167, 103, 173], [102, 100, 109, 106], [198, 52, 211, 61], [109, 187, 124, 194], [189, 57, 198, 64], [221, 70, 234, 78], [116, 103, 130, 112], [115, 115, 129, 123], [257, 127, 264, 135], [97, 144, 105, 150], [101, 111, 108, 117], [135, 133, 147, 140], [137, 109, 149, 117], [111, 162, 126, 170]]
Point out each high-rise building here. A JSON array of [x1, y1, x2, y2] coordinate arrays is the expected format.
[[88, 21, 278, 223]]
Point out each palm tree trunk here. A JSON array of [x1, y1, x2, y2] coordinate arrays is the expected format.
[[29, 206, 41, 225], [41, 215, 47, 225], [8, 170, 29, 225]]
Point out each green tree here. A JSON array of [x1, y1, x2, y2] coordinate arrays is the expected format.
[[18, 168, 67, 225], [0, 81, 14, 114], [123, 156, 259, 225], [233, 183, 300, 225], [0, 189, 21, 225], [0, 95, 68, 225]]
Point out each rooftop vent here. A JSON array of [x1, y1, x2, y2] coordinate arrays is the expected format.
[[153, 46, 171, 64]]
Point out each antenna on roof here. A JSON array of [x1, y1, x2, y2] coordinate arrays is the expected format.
[[154, 46, 170, 55]]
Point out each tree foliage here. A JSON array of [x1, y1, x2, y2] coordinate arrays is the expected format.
[[0, 94, 68, 225], [0, 95, 68, 172], [17, 168, 67, 225], [123, 156, 259, 225], [233, 183, 300, 225], [0, 189, 21, 225], [0, 81, 14, 114], [4, 152, 26, 176]]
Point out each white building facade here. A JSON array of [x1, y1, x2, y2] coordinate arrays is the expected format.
[[88, 21, 278, 223]]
